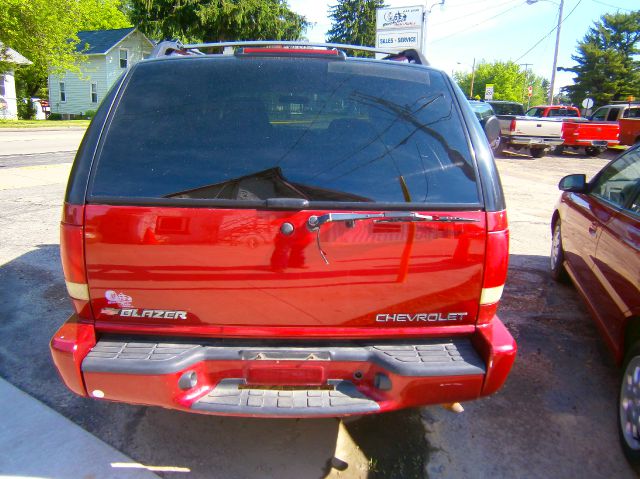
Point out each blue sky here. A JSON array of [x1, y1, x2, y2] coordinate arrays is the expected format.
[[287, 0, 638, 99]]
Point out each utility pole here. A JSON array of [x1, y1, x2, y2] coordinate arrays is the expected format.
[[422, 0, 445, 54], [519, 63, 532, 105], [526, 0, 564, 105], [469, 58, 476, 99], [549, 0, 564, 105]]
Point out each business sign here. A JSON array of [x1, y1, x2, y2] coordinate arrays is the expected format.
[[375, 5, 424, 56], [485, 84, 494, 101], [376, 6, 424, 30], [376, 30, 421, 50]]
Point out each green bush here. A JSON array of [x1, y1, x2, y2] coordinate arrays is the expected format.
[[17, 98, 35, 120], [83, 110, 97, 119], [48, 113, 62, 120]]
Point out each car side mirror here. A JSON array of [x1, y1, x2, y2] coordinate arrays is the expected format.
[[558, 174, 587, 192]]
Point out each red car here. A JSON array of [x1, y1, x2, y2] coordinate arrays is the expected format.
[[550, 144, 640, 466], [50, 41, 516, 418]]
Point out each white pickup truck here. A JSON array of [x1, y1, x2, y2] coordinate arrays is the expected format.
[[488, 101, 564, 158], [499, 116, 564, 158]]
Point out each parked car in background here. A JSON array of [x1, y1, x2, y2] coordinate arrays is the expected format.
[[619, 118, 640, 146], [559, 119, 620, 157], [590, 103, 640, 122], [487, 100, 525, 137], [50, 41, 516, 419], [521, 104, 619, 157], [526, 105, 580, 118], [550, 145, 640, 469], [468, 100, 501, 153], [500, 114, 564, 158]]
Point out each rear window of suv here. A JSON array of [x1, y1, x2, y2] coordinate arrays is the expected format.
[[91, 56, 480, 206], [489, 102, 524, 116]]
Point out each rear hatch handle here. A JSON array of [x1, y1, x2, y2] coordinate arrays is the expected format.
[[307, 212, 479, 264]]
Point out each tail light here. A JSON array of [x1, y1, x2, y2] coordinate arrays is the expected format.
[[478, 211, 509, 324], [509, 118, 516, 132], [60, 203, 92, 319]]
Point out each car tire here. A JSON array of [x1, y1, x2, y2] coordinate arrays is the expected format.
[[550, 220, 569, 282], [619, 342, 640, 471], [585, 146, 605, 157], [553, 146, 565, 155], [495, 139, 506, 156], [530, 148, 546, 158]]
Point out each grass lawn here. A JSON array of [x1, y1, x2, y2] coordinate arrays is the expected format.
[[0, 119, 90, 128]]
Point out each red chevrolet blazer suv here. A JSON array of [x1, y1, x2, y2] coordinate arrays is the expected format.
[[50, 41, 516, 417]]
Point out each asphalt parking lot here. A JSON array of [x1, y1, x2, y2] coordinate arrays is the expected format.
[[0, 129, 636, 478]]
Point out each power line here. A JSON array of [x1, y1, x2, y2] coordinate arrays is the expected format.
[[591, 0, 633, 12], [431, 0, 526, 44], [436, 0, 522, 26], [513, 0, 583, 64]]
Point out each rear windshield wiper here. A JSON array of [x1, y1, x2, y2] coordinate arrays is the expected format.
[[307, 212, 479, 264]]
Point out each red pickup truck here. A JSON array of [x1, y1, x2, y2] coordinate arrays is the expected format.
[[526, 105, 581, 118], [619, 118, 640, 146], [560, 120, 620, 156], [527, 105, 619, 156]]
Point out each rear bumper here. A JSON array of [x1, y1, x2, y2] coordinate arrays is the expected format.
[[508, 136, 563, 147], [50, 317, 516, 417], [563, 139, 618, 147]]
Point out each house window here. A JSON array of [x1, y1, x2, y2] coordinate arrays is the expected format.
[[59, 82, 66, 102], [0, 75, 5, 97], [119, 49, 128, 68], [91, 83, 98, 103]]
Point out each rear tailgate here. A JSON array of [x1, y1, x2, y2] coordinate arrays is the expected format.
[[81, 55, 495, 338], [510, 116, 563, 139], [84, 206, 486, 333], [561, 120, 620, 146]]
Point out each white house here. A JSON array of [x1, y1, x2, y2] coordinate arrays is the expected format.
[[0, 43, 32, 119], [48, 28, 153, 116]]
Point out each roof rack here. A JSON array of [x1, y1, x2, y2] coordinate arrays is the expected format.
[[149, 40, 428, 65]]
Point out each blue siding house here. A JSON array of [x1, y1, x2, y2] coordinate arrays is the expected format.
[[48, 28, 153, 116]]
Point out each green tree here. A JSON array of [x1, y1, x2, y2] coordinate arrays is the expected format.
[[127, 0, 309, 43], [0, 0, 130, 97], [326, 0, 385, 56], [563, 11, 640, 107], [454, 60, 548, 107]]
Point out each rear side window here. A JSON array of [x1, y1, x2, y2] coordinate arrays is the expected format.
[[591, 149, 640, 209], [607, 108, 620, 121], [91, 57, 480, 206], [525, 108, 543, 117], [469, 103, 494, 121], [591, 107, 608, 121], [489, 102, 524, 116]]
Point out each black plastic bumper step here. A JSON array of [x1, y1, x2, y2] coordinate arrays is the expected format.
[[84, 337, 485, 377], [192, 379, 379, 416]]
